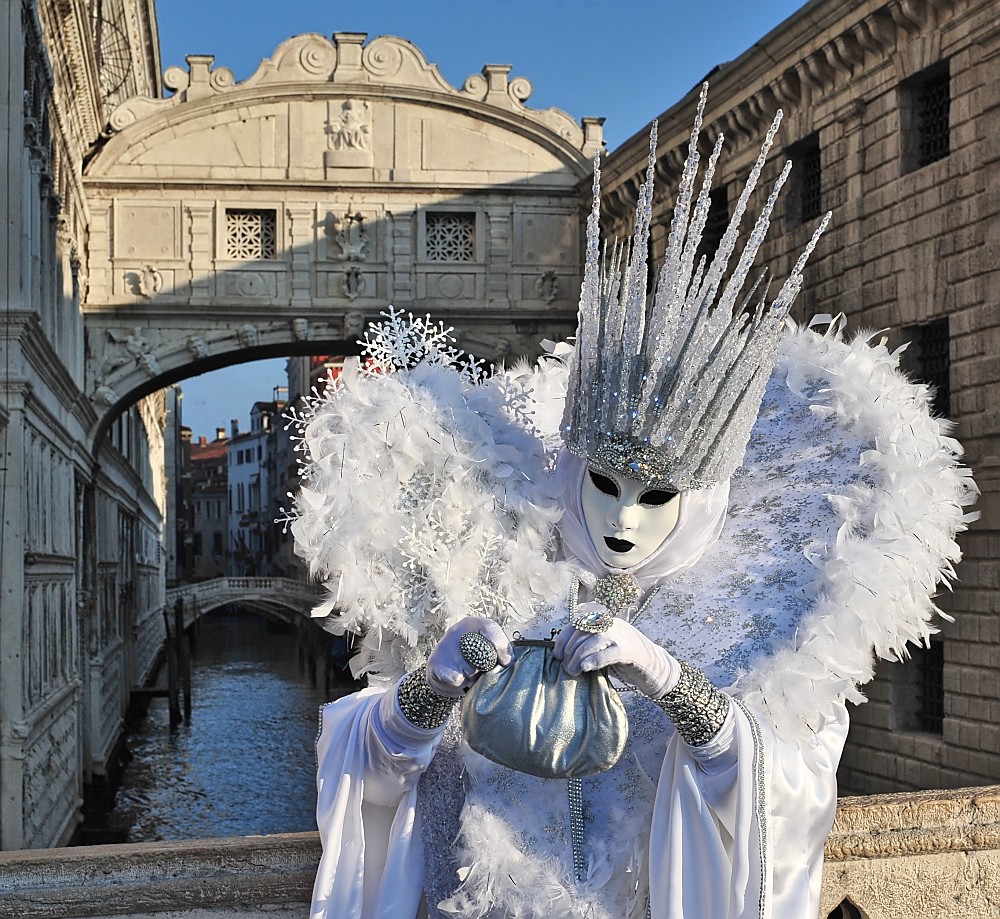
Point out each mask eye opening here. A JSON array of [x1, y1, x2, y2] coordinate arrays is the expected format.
[[588, 469, 620, 499], [639, 488, 678, 507]]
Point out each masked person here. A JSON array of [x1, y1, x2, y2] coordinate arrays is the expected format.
[[290, 87, 975, 919]]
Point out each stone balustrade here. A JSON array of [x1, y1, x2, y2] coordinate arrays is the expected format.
[[1, 786, 997, 918]]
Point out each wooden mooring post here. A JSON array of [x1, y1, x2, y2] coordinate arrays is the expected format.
[[164, 598, 193, 727], [164, 604, 181, 727]]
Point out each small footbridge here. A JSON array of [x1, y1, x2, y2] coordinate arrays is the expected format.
[[164, 576, 324, 630], [140, 577, 338, 726]]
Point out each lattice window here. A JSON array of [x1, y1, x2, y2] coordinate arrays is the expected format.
[[225, 208, 277, 260], [798, 135, 822, 223], [425, 212, 475, 261], [916, 70, 950, 168], [902, 63, 950, 173], [915, 638, 945, 734], [901, 318, 950, 417]]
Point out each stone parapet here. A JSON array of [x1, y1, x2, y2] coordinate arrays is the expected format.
[[1, 787, 997, 918], [0, 833, 316, 918], [821, 785, 1000, 916]]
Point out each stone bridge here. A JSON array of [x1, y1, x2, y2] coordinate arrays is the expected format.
[[164, 577, 323, 630], [81, 31, 602, 450]]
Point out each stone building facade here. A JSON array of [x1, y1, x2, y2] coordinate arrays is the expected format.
[[600, 0, 999, 794], [227, 401, 284, 578], [2, 10, 603, 849], [0, 0, 166, 849], [187, 430, 229, 582]]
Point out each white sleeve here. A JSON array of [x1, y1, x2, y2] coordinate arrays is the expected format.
[[310, 688, 432, 919], [363, 683, 447, 805], [648, 699, 848, 919]]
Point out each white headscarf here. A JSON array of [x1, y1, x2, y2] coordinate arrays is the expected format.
[[554, 450, 730, 590]]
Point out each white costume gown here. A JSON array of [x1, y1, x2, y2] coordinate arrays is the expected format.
[[298, 320, 973, 919]]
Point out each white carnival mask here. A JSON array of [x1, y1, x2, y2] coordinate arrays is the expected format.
[[581, 466, 681, 569]]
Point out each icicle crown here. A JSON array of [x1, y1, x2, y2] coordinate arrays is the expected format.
[[562, 85, 831, 490]]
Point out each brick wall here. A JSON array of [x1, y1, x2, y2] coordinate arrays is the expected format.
[[601, 0, 1000, 794]]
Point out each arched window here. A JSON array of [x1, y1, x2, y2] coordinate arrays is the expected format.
[[827, 898, 867, 919]]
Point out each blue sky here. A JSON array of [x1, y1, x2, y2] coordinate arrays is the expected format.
[[157, 0, 807, 439]]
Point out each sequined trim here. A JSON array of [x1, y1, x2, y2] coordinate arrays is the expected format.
[[594, 572, 641, 616], [734, 698, 768, 919], [590, 434, 682, 490], [568, 777, 586, 883], [653, 661, 730, 746], [397, 665, 458, 729]]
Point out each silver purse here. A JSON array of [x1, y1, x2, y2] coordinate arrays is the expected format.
[[460, 638, 629, 779]]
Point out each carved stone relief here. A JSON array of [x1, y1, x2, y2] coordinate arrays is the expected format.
[[325, 99, 373, 168], [329, 210, 369, 261], [342, 311, 366, 339], [98, 328, 161, 383], [238, 324, 259, 348], [535, 269, 559, 304], [137, 265, 163, 298], [436, 273, 464, 299], [341, 267, 367, 301], [225, 272, 276, 298], [186, 336, 209, 359]]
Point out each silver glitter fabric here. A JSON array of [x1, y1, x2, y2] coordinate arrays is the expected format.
[[417, 719, 467, 918], [561, 84, 831, 490]]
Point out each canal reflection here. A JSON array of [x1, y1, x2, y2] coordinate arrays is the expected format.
[[114, 608, 351, 842]]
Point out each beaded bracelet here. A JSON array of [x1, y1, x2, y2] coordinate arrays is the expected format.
[[654, 660, 730, 746], [397, 664, 458, 730]]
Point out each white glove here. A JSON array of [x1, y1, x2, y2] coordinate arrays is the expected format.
[[425, 616, 513, 698], [552, 617, 680, 699]]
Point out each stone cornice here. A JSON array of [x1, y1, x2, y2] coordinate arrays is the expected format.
[[1, 310, 95, 434], [94, 32, 602, 177], [599, 0, 962, 210], [82, 175, 590, 195], [35, 0, 103, 152]]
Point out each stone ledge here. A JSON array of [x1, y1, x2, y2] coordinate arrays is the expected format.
[[825, 784, 1000, 861], [0, 833, 318, 918], [2, 787, 1000, 918]]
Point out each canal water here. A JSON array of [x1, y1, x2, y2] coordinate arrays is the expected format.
[[111, 608, 352, 842]]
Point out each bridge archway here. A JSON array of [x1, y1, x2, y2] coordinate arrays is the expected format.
[[88, 331, 362, 453]]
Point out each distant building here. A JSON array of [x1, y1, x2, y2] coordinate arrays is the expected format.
[[228, 402, 286, 576], [164, 387, 190, 587], [189, 429, 230, 581]]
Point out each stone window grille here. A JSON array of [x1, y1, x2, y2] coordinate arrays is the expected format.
[[900, 317, 951, 417], [901, 63, 950, 173], [915, 639, 945, 734], [796, 134, 822, 223], [425, 212, 476, 261], [915, 70, 950, 167], [225, 208, 277, 260]]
